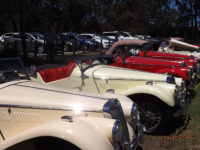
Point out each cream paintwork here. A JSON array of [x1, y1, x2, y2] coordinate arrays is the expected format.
[[0, 117, 115, 150], [0, 80, 135, 149], [158, 39, 200, 58], [33, 64, 180, 107]]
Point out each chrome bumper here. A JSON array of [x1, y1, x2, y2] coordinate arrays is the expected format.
[[172, 105, 185, 117], [103, 99, 143, 150], [187, 73, 198, 89], [128, 123, 144, 150], [172, 98, 189, 118]]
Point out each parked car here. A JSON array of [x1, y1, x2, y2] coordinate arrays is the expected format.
[[31, 59, 187, 133], [158, 38, 200, 59], [3, 32, 44, 53], [136, 37, 200, 74], [105, 39, 196, 85], [0, 57, 143, 150], [62, 32, 100, 51], [0, 32, 18, 44], [103, 31, 139, 40], [81, 33, 115, 49], [134, 35, 151, 40]]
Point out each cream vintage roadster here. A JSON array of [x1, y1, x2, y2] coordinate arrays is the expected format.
[[158, 38, 200, 59], [0, 57, 143, 150], [31, 58, 187, 133]]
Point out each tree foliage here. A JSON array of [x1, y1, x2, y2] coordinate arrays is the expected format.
[[0, 0, 199, 41]]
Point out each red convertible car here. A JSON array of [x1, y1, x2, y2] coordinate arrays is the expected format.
[[139, 50, 198, 71], [105, 40, 196, 84]]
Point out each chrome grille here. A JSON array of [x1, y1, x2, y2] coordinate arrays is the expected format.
[[103, 99, 130, 149]]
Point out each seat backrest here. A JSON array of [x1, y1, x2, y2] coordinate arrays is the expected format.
[[39, 61, 75, 83]]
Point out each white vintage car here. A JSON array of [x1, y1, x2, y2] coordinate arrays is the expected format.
[[31, 59, 187, 133], [0, 57, 143, 150], [158, 38, 200, 59]]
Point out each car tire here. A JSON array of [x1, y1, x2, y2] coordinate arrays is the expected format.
[[5, 42, 14, 49], [64, 44, 73, 52], [137, 100, 171, 133]]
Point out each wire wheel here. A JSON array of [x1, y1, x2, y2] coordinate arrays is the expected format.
[[139, 102, 163, 133]]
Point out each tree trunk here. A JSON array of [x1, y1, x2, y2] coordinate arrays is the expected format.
[[194, 1, 198, 42], [19, 0, 27, 58], [7, 9, 18, 32]]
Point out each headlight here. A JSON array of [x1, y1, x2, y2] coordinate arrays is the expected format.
[[103, 99, 131, 148], [112, 120, 123, 142], [189, 55, 194, 59], [187, 69, 192, 81], [181, 79, 186, 89], [181, 62, 187, 67], [194, 60, 198, 69], [197, 63, 200, 73], [190, 66, 194, 73], [174, 85, 179, 98], [166, 75, 175, 84]]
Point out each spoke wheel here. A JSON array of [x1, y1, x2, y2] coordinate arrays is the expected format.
[[138, 100, 170, 133]]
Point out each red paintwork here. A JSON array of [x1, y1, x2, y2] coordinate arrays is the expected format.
[[39, 61, 75, 82], [139, 51, 197, 70], [110, 55, 191, 81]]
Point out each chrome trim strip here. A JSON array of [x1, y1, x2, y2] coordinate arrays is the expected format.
[[0, 104, 103, 113], [94, 76, 166, 82], [0, 130, 5, 140], [15, 84, 110, 101], [131, 62, 181, 67], [151, 55, 186, 59]]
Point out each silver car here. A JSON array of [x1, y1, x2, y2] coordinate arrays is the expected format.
[[3, 33, 44, 53]]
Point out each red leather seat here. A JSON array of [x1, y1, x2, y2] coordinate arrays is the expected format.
[[39, 61, 75, 83]]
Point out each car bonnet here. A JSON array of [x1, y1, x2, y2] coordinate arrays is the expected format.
[[91, 65, 169, 82], [0, 80, 110, 113]]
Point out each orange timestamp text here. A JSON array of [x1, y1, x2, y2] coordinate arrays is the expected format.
[[162, 135, 192, 142]]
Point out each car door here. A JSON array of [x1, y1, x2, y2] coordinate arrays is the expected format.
[[25, 34, 35, 52]]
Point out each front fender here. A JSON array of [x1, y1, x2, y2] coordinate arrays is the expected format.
[[156, 68, 188, 81], [121, 85, 175, 107], [0, 118, 114, 150]]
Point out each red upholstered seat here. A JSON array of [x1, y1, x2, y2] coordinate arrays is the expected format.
[[39, 61, 75, 83]]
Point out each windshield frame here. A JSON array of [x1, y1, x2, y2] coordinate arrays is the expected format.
[[0, 57, 30, 83]]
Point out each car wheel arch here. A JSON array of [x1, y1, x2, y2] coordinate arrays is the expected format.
[[128, 93, 171, 133], [7, 136, 81, 150], [122, 85, 175, 107], [128, 93, 167, 106], [1, 119, 113, 150]]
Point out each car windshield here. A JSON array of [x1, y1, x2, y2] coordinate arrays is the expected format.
[[76, 34, 86, 40], [95, 34, 111, 40], [0, 57, 29, 83], [122, 32, 131, 37]]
